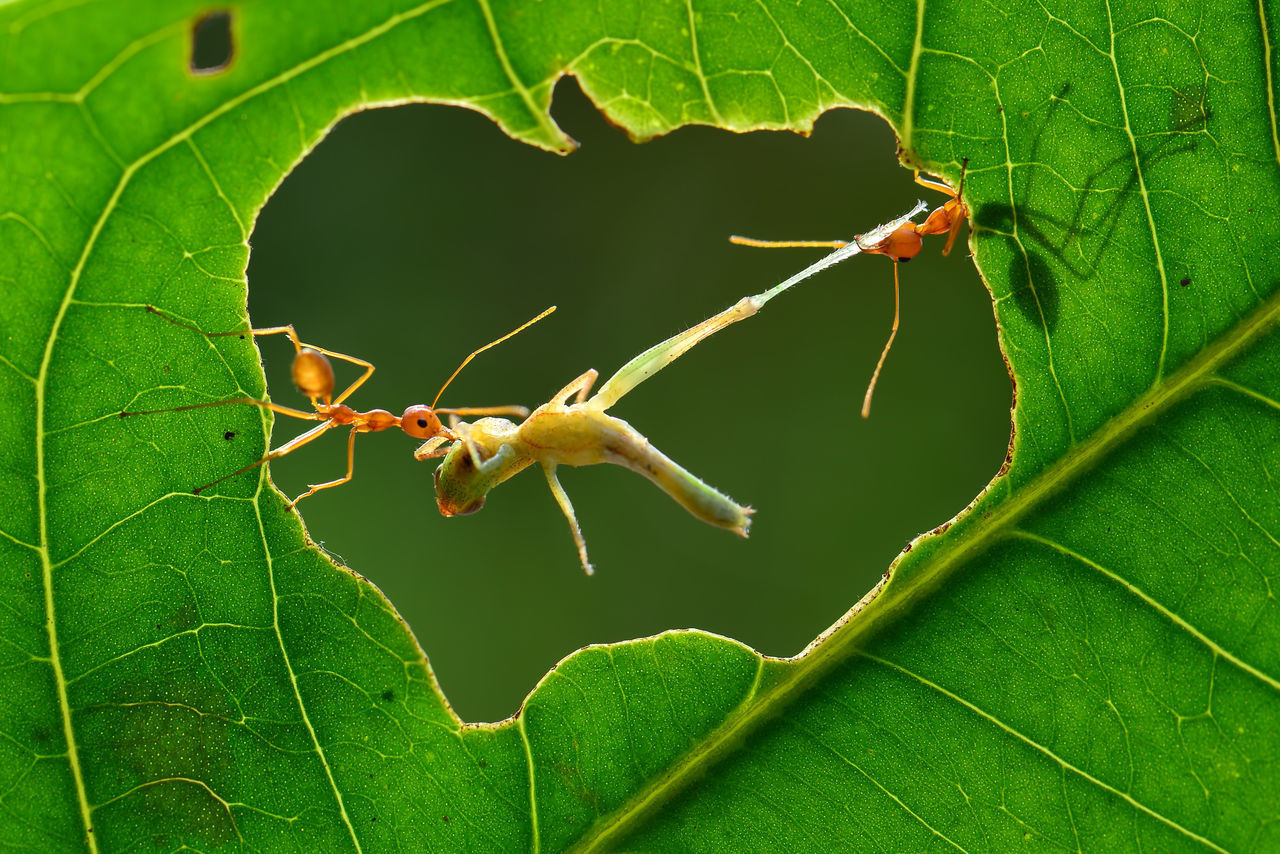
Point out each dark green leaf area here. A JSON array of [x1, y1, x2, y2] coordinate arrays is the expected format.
[[632, 515, 1280, 851], [3, 0, 1278, 850]]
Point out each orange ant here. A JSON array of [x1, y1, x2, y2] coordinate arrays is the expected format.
[[121, 305, 553, 507], [731, 157, 969, 417]]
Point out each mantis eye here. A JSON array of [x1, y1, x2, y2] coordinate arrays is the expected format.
[[401, 405, 443, 439]]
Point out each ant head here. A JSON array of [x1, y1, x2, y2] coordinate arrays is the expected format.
[[292, 348, 335, 403], [400, 405, 445, 439]]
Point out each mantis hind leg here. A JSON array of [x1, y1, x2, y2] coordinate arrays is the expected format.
[[542, 463, 593, 576], [590, 297, 759, 411]]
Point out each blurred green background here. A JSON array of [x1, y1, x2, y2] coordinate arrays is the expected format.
[[244, 81, 1010, 723]]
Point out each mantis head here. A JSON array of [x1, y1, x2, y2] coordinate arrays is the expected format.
[[432, 418, 530, 517]]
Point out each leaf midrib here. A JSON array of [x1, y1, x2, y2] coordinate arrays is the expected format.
[[570, 284, 1280, 851]]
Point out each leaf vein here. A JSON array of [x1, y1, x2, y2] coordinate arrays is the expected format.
[[790, 718, 971, 853], [1010, 529, 1280, 693], [1104, 0, 1173, 381], [860, 651, 1229, 852], [1258, 0, 1280, 167], [517, 714, 540, 853], [473, 0, 563, 143]]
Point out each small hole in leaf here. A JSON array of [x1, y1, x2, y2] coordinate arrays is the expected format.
[[190, 11, 233, 75]]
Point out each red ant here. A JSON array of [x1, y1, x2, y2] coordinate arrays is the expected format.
[[122, 305, 552, 506]]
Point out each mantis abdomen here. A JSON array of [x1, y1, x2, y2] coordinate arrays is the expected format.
[[519, 408, 752, 536]]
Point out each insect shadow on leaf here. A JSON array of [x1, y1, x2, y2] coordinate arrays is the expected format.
[[974, 82, 1211, 334], [1011, 251, 1060, 334]]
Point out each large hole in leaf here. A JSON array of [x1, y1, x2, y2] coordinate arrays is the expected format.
[[245, 81, 1010, 722]]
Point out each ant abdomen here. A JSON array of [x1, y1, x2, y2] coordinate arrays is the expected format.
[[292, 349, 335, 402]]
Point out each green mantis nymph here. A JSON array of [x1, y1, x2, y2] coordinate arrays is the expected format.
[[420, 201, 929, 574]]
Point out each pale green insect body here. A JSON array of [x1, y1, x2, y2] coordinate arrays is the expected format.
[[436, 403, 752, 535], [424, 203, 929, 574]]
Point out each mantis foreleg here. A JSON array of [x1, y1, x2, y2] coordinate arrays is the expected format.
[[553, 369, 599, 405]]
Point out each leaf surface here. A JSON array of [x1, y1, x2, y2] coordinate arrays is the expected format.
[[1, 0, 1277, 851]]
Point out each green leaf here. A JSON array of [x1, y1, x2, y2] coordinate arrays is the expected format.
[[2, 0, 1277, 851]]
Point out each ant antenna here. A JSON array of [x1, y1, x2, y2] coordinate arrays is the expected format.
[[431, 306, 556, 409]]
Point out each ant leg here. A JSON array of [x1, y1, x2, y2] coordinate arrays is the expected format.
[[145, 305, 376, 407], [552, 369, 599, 405], [309, 345, 375, 406], [542, 463, 593, 576], [146, 306, 306, 352], [912, 171, 956, 198], [941, 206, 966, 257], [193, 420, 334, 495], [941, 159, 969, 256], [122, 396, 322, 423], [915, 158, 968, 256], [861, 260, 902, 419], [235, 335, 374, 407], [287, 428, 358, 508], [728, 237, 849, 249]]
